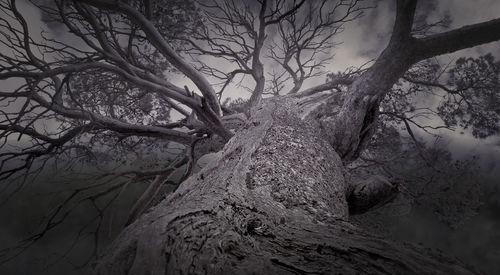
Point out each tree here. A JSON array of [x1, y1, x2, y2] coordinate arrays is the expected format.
[[1, 0, 500, 273]]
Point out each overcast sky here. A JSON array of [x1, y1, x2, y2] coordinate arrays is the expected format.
[[2, 0, 500, 171]]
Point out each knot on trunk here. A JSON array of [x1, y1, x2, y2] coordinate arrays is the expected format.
[[347, 175, 399, 215]]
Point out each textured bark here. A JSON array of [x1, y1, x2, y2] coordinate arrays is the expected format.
[[324, 0, 419, 161], [94, 96, 478, 275], [325, 42, 416, 161]]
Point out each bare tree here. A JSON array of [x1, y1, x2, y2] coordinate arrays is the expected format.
[[1, 0, 500, 273], [269, 0, 364, 94]]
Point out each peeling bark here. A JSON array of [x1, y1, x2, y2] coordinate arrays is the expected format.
[[95, 96, 478, 275]]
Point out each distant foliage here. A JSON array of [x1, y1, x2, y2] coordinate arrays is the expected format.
[[439, 54, 500, 138], [393, 54, 500, 138]]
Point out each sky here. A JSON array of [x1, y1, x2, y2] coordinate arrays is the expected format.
[[1, 0, 499, 165], [4, 1, 500, 87], [1, 0, 500, 274]]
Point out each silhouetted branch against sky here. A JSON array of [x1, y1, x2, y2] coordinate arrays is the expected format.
[[0, 0, 499, 185], [0, 1, 500, 265]]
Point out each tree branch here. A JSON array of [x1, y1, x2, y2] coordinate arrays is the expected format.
[[390, 0, 417, 42], [295, 76, 354, 97], [414, 18, 500, 61], [77, 0, 223, 116]]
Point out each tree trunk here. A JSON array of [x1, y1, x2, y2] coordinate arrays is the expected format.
[[94, 96, 478, 275]]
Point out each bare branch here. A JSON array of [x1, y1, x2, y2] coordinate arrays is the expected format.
[[414, 18, 500, 61], [125, 154, 187, 225], [295, 74, 354, 97]]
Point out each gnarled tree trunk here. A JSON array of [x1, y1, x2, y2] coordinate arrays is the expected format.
[[93, 1, 500, 273], [94, 96, 477, 274]]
